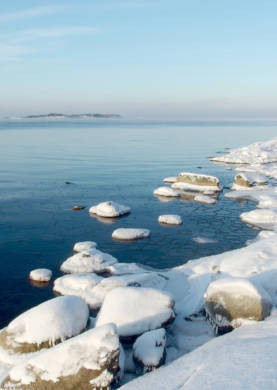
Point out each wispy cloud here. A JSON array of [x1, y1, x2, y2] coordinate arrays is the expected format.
[[17, 26, 100, 40], [0, 43, 33, 62], [0, 5, 65, 23]]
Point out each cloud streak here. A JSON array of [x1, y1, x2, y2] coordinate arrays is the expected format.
[[0, 6, 65, 23]]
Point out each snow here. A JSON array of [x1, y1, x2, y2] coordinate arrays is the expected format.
[[73, 241, 97, 252], [29, 268, 52, 282], [4, 323, 119, 388], [210, 137, 277, 164], [158, 215, 182, 225], [194, 194, 216, 204], [6, 296, 89, 346], [163, 177, 177, 183], [89, 201, 130, 217], [240, 209, 277, 229], [172, 182, 221, 192], [112, 228, 150, 241], [153, 186, 180, 197], [95, 287, 175, 338], [60, 248, 118, 274], [133, 328, 166, 368]]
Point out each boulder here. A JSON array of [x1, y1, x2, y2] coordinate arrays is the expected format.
[[153, 186, 180, 197], [29, 268, 52, 282], [204, 278, 272, 334], [158, 215, 182, 225], [1, 323, 120, 390], [89, 201, 130, 218], [233, 173, 267, 189], [73, 241, 97, 252], [133, 328, 166, 373], [112, 228, 150, 241], [174, 172, 220, 191]]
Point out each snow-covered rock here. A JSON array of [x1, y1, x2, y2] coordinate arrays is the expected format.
[[204, 278, 272, 333], [0, 296, 89, 353], [133, 328, 166, 373], [233, 173, 267, 189], [153, 186, 180, 197], [60, 248, 118, 274], [73, 241, 97, 252], [210, 137, 277, 164], [240, 209, 277, 229], [194, 194, 216, 204], [158, 215, 182, 225], [172, 172, 220, 192], [29, 268, 52, 282], [95, 287, 175, 338], [163, 177, 177, 184], [1, 323, 120, 390], [112, 228, 150, 241], [89, 201, 130, 218]]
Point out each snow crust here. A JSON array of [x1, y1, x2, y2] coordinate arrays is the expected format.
[[6, 296, 89, 345], [194, 194, 216, 204], [73, 241, 97, 252], [158, 215, 182, 225], [89, 201, 130, 217], [60, 248, 118, 273], [133, 328, 166, 367], [95, 287, 175, 337], [153, 186, 180, 197], [112, 228, 150, 241], [29, 268, 52, 282]]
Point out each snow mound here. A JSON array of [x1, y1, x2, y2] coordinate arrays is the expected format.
[[163, 177, 177, 183], [2, 324, 120, 390], [240, 209, 277, 229], [158, 215, 182, 225], [60, 248, 118, 274], [153, 186, 180, 197], [112, 228, 150, 241], [73, 241, 97, 252], [89, 201, 130, 217], [3, 296, 89, 351], [95, 287, 175, 338], [29, 268, 52, 282], [133, 328, 166, 372], [210, 137, 277, 164], [204, 278, 272, 332], [194, 194, 216, 204]]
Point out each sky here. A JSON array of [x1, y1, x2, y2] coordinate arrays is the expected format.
[[0, 0, 277, 120]]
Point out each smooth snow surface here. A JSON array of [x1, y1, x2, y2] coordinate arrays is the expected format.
[[194, 195, 216, 204], [6, 296, 89, 345], [89, 201, 130, 217], [60, 248, 118, 273], [158, 215, 182, 225], [95, 287, 175, 337], [73, 241, 97, 252], [133, 328, 166, 367], [29, 268, 52, 282], [112, 228, 150, 241], [153, 186, 180, 197]]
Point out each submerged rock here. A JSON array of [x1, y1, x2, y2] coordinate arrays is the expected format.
[[194, 194, 217, 204], [1, 323, 120, 390], [158, 215, 183, 225], [112, 228, 150, 241], [72, 205, 86, 210], [29, 268, 52, 282], [0, 296, 89, 353], [153, 186, 180, 197], [204, 278, 272, 334], [133, 328, 166, 373], [89, 201, 130, 218]]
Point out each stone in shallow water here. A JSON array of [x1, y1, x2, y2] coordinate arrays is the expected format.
[[73, 241, 97, 252], [112, 228, 150, 241], [0, 296, 89, 353], [133, 328, 166, 373], [29, 268, 52, 282], [95, 286, 175, 339], [194, 194, 216, 204], [204, 278, 272, 334], [158, 215, 182, 225], [163, 177, 177, 183], [240, 209, 277, 229], [1, 323, 120, 390], [153, 186, 180, 197], [233, 173, 267, 189], [172, 172, 220, 192], [89, 201, 130, 218]]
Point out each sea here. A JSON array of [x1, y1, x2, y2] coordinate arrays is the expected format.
[[0, 119, 276, 327]]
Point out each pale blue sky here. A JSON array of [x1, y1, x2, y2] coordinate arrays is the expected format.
[[1, 0, 277, 119]]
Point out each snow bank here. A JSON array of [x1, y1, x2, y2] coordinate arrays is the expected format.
[[2, 323, 120, 390], [73, 241, 97, 252], [60, 248, 118, 274], [29, 268, 52, 282], [89, 201, 130, 217], [112, 228, 150, 241], [95, 287, 175, 338], [158, 215, 182, 225], [210, 137, 277, 164], [153, 186, 180, 197], [133, 328, 166, 372], [3, 296, 89, 351], [194, 194, 216, 204]]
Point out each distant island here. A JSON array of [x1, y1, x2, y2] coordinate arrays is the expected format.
[[23, 113, 121, 119]]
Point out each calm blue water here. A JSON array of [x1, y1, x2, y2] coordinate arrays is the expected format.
[[0, 120, 276, 326]]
